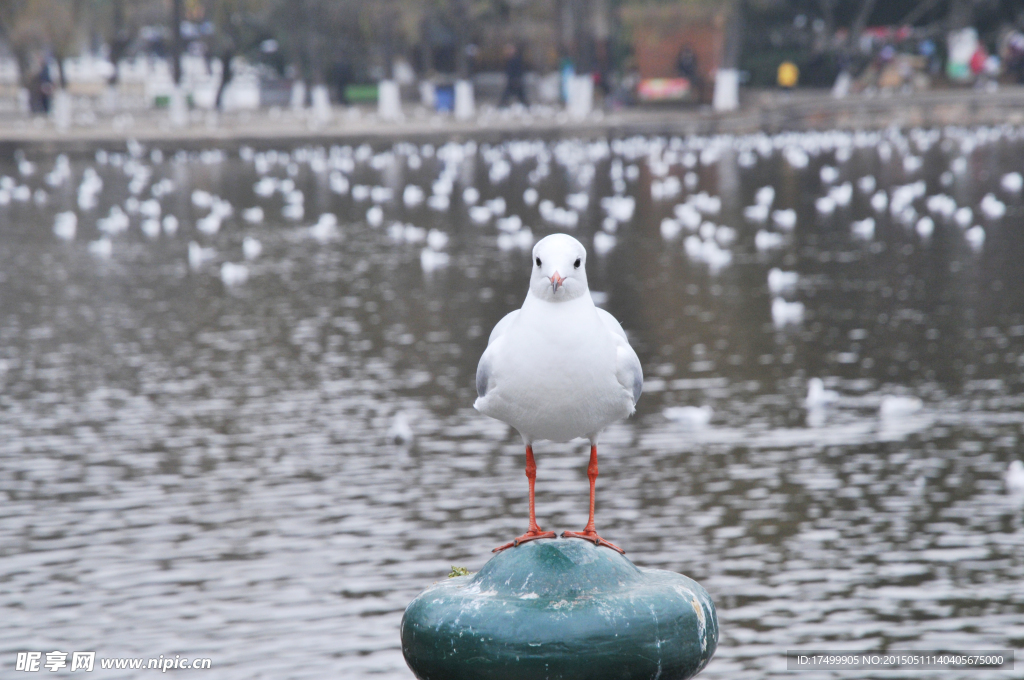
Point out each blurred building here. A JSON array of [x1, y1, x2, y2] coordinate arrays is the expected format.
[[620, 1, 736, 104]]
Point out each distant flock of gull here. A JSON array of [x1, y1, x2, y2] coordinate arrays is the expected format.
[[21, 125, 1024, 492], [30, 126, 1018, 302]]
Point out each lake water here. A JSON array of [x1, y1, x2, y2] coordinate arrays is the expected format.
[[1, 128, 1023, 678]]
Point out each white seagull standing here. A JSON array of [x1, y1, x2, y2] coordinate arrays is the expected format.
[[475, 233, 643, 554]]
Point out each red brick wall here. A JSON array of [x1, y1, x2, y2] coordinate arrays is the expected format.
[[622, 4, 728, 81]]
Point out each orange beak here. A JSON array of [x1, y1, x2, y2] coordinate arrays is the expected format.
[[549, 271, 565, 293]]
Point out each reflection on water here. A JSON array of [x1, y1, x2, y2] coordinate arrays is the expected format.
[[1, 128, 1023, 678]]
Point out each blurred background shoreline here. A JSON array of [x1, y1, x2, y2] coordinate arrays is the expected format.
[[5, 1, 1024, 147], [5, 86, 1024, 151]]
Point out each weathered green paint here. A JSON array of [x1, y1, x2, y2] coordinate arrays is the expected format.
[[401, 538, 718, 680]]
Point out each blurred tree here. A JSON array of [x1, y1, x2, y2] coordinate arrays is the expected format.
[[170, 0, 183, 83], [205, 0, 270, 108], [102, 0, 139, 86], [4, 0, 81, 89]]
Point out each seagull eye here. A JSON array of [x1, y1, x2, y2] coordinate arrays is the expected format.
[[574, 258, 581, 269], [536, 257, 541, 267]]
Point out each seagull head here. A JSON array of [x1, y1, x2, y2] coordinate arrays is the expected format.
[[529, 233, 588, 302]]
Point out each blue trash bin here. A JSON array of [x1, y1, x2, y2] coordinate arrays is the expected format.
[[435, 85, 454, 112]]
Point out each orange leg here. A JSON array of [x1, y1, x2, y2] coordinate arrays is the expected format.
[[493, 445, 557, 552], [562, 445, 624, 553]]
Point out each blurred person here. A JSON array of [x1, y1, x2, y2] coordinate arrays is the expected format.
[[560, 54, 575, 103], [676, 46, 698, 80], [1003, 33, 1024, 83], [676, 46, 703, 95], [608, 60, 639, 109], [919, 39, 942, 76], [970, 43, 988, 77], [500, 44, 528, 107], [31, 61, 53, 115]]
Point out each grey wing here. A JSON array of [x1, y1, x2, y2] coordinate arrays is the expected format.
[[478, 311, 517, 399], [598, 308, 642, 403], [596, 307, 628, 341], [476, 349, 492, 399], [487, 310, 519, 346], [618, 344, 643, 405]]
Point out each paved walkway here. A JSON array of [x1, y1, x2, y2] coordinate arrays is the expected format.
[[4, 87, 1024, 152]]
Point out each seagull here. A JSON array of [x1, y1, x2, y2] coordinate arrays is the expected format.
[[804, 378, 839, 409], [1006, 460, 1024, 495], [475, 234, 642, 554]]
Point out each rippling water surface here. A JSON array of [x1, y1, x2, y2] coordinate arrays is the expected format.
[[2, 129, 1024, 678]]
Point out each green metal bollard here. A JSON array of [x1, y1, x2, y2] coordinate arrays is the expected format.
[[401, 538, 718, 680]]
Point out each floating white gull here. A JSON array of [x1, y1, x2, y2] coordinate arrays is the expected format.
[[1007, 460, 1024, 495], [140, 219, 161, 239], [772, 209, 797, 230], [485, 196, 506, 216], [954, 206, 973, 228], [329, 172, 349, 195], [851, 217, 875, 239], [674, 203, 701, 230], [468, 205, 492, 224], [387, 411, 414, 445], [53, 212, 77, 241], [242, 206, 264, 224], [88, 237, 112, 259], [980, 193, 1006, 220], [965, 225, 985, 250], [804, 378, 839, 410], [772, 298, 804, 327], [755, 230, 785, 251], [767, 268, 798, 294], [755, 186, 775, 207], [879, 395, 922, 419], [916, 216, 935, 238], [593, 231, 616, 256], [220, 262, 249, 286], [743, 204, 769, 222], [1000, 172, 1023, 193], [242, 237, 262, 260], [162, 215, 179, 236], [420, 247, 450, 272], [857, 175, 876, 193], [403, 185, 424, 207], [497, 228, 534, 252], [191, 190, 213, 208], [815, 196, 836, 215], [660, 218, 682, 239], [663, 405, 712, 430], [601, 195, 635, 222], [426, 229, 449, 250], [366, 205, 384, 227], [188, 241, 215, 270], [830, 182, 853, 207], [309, 213, 340, 242], [496, 215, 523, 233], [475, 233, 642, 554], [870, 191, 888, 212], [426, 194, 450, 211], [566, 192, 589, 211]]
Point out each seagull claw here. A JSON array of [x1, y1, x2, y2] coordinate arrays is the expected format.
[[561, 530, 625, 554], [492, 530, 557, 553]]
